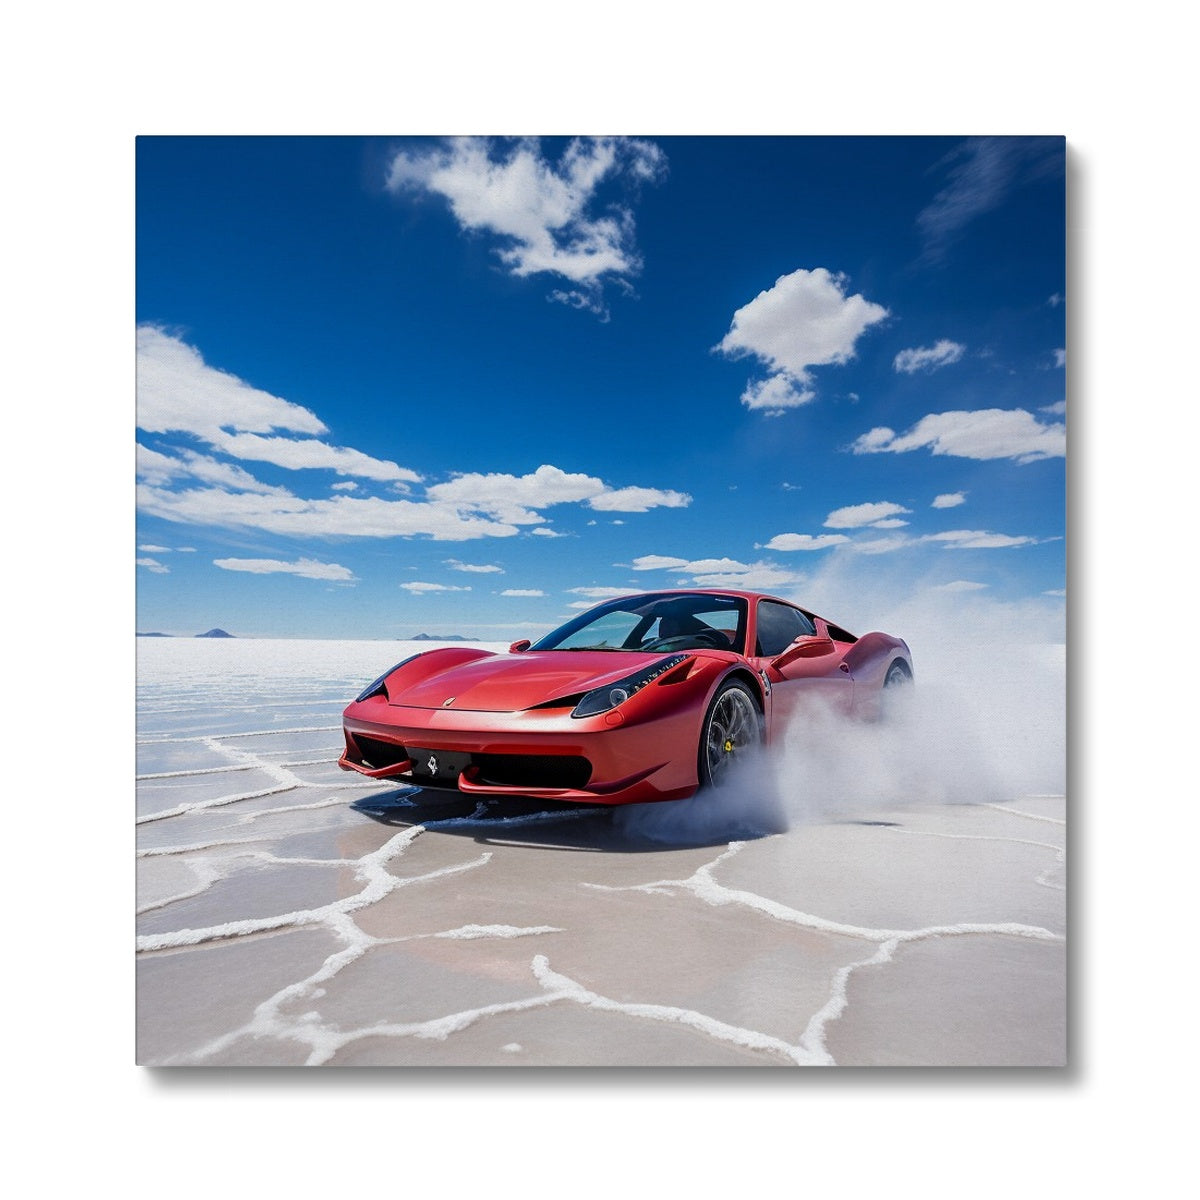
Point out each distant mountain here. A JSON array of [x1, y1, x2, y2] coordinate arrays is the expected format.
[[410, 632, 472, 641], [136, 632, 173, 637], [196, 628, 235, 638]]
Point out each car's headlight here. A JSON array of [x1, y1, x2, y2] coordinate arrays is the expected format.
[[571, 655, 688, 719], [354, 655, 419, 702]]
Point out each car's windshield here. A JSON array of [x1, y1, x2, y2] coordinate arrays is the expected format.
[[531, 593, 747, 654]]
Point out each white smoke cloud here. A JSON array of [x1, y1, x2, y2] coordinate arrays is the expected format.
[[615, 558, 1064, 846]]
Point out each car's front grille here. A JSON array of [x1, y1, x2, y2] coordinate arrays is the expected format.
[[350, 734, 592, 792], [473, 753, 592, 790], [353, 735, 411, 771]]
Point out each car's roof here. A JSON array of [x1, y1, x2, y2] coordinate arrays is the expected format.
[[601, 588, 790, 605]]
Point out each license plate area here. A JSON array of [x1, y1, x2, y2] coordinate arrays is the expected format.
[[407, 747, 472, 785]]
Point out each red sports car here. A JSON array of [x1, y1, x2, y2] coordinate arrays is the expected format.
[[339, 589, 912, 805]]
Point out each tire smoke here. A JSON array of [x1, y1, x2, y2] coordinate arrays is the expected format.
[[614, 574, 1065, 847]]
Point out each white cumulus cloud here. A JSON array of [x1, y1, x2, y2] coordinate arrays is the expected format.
[[932, 492, 967, 509], [588, 486, 691, 512], [213, 557, 357, 582], [136, 335, 696, 546], [385, 136, 666, 315], [399, 582, 472, 594], [848, 535, 914, 556], [825, 501, 912, 529], [567, 586, 633, 599], [629, 556, 754, 574], [427, 465, 689, 524], [136, 444, 287, 494], [136, 557, 169, 574], [763, 534, 852, 552], [893, 339, 965, 374], [212, 432, 417, 483], [500, 589, 544, 597], [738, 375, 816, 413], [688, 563, 805, 589], [137, 325, 325, 439], [676, 557, 753, 574], [926, 529, 1039, 549], [137, 327, 419, 484], [423, 465, 598, 525], [715, 268, 888, 411], [624, 553, 802, 591], [630, 555, 690, 571], [446, 560, 504, 574], [852, 408, 1065, 463], [135, 484, 523, 541], [935, 580, 990, 592]]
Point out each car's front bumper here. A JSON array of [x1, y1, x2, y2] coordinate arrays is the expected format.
[[338, 695, 705, 805]]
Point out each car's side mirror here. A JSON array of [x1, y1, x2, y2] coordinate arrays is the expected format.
[[770, 619, 835, 669], [509, 639, 531, 653]]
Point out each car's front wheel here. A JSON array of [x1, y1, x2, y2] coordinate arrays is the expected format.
[[698, 680, 763, 789]]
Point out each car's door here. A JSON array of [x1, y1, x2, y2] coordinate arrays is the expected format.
[[751, 599, 853, 725]]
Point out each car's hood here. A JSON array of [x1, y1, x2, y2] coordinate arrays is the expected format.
[[391, 650, 673, 712]]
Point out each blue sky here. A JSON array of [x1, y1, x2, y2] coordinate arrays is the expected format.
[[136, 135, 1065, 640]]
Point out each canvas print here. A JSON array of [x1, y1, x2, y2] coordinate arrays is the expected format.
[[136, 136, 1066, 1067]]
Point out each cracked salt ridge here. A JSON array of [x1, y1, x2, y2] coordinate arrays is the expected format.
[[986, 800, 1067, 826], [140, 770, 1063, 1066], [138, 724, 340, 746], [137, 794, 364, 911], [182, 935, 819, 1068], [139, 843, 391, 917], [174, 922, 549, 1067], [136, 827, 477, 951], [136, 754, 343, 781], [587, 842, 1061, 944], [159, 840, 570, 1067], [585, 841, 1063, 1065], [141, 792, 815, 1065], [137, 791, 377, 859], [286, 952, 829, 1068], [137, 789, 605, 951], [138, 763, 262, 780], [138, 801, 603, 920], [136, 736, 376, 825], [138, 858, 227, 915], [191, 826, 1057, 1068], [141, 809, 1062, 1065], [882, 823, 1066, 892]]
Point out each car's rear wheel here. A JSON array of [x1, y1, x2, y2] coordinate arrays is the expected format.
[[881, 659, 913, 719], [698, 680, 762, 789]]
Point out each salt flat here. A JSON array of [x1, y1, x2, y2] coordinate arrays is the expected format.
[[136, 638, 1066, 1067]]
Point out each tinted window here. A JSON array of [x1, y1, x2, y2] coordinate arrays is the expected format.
[[755, 601, 816, 656], [551, 609, 645, 649], [532, 592, 748, 654]]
